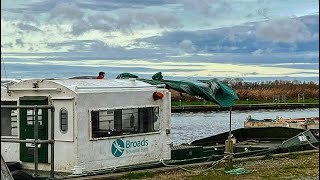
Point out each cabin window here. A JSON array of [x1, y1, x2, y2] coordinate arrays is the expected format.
[[59, 108, 68, 133], [1, 101, 18, 137], [26, 109, 43, 125], [91, 107, 160, 138]]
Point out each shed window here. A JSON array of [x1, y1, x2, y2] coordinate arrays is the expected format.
[[91, 107, 159, 138], [1, 101, 18, 136], [59, 108, 68, 133]]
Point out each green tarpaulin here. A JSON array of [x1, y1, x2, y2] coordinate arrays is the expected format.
[[116, 72, 238, 107]]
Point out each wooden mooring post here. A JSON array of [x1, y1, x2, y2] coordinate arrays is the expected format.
[[225, 106, 233, 169]]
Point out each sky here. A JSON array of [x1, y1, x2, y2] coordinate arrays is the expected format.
[[1, 0, 319, 82]]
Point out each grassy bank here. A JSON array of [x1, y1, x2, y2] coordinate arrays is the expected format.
[[121, 152, 319, 180]]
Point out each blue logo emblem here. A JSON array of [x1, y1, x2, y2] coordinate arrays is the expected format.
[[111, 139, 125, 157]]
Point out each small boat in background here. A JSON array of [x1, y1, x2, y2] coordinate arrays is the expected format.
[[244, 116, 319, 130]]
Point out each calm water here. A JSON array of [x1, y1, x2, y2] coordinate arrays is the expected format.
[[171, 108, 319, 145]]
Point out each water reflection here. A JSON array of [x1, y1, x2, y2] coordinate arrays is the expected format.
[[171, 108, 319, 145]]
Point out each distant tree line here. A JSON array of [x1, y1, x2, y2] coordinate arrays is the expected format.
[[221, 79, 319, 101], [171, 79, 319, 102]]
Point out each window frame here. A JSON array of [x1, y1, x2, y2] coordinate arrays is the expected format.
[[1, 101, 18, 138], [89, 105, 160, 140], [59, 107, 68, 134]]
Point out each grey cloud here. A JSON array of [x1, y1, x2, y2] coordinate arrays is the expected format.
[[1, 43, 13, 48], [87, 14, 117, 31], [179, 40, 195, 53], [256, 17, 312, 42], [6, 0, 62, 14], [255, 0, 269, 19], [15, 39, 24, 47], [244, 72, 259, 75], [141, 15, 318, 56], [43, 39, 166, 60], [87, 40, 110, 51], [46, 40, 110, 52], [257, 7, 269, 19], [128, 11, 181, 29], [179, 0, 231, 16], [22, 14, 37, 22], [4, 0, 177, 15], [4, 0, 181, 35], [17, 23, 41, 31], [70, 14, 117, 35], [77, 0, 176, 11], [49, 1, 84, 21], [71, 20, 91, 36], [71, 10, 181, 35], [251, 48, 272, 56], [142, 13, 181, 29]]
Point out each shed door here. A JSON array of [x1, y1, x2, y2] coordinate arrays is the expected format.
[[19, 96, 48, 163]]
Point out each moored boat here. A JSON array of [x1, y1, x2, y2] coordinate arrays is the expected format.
[[244, 115, 319, 130]]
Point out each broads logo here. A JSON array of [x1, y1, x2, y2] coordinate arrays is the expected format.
[[111, 139, 125, 157], [111, 138, 149, 157]]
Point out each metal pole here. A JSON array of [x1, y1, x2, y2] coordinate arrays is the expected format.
[[0, 104, 55, 179], [50, 108, 55, 179], [34, 106, 39, 177], [229, 106, 232, 139], [1, 105, 54, 109], [0, 139, 53, 143]]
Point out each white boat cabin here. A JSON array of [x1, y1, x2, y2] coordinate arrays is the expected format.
[[1, 78, 171, 172]]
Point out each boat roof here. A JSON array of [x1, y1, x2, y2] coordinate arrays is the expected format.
[[50, 79, 153, 89], [4, 78, 163, 94], [1, 79, 22, 88]]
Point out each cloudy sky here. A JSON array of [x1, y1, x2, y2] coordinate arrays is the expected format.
[[1, 0, 319, 82]]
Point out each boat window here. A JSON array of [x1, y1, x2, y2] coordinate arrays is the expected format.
[[1, 101, 18, 137], [26, 109, 43, 125], [91, 107, 160, 138], [59, 108, 68, 133]]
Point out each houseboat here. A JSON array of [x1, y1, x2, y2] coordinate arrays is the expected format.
[[1, 78, 171, 173], [1, 78, 319, 179]]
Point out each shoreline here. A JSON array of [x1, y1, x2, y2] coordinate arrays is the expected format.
[[172, 103, 319, 112]]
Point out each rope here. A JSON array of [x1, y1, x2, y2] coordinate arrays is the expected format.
[[295, 130, 319, 150], [160, 154, 233, 173], [305, 137, 319, 150]]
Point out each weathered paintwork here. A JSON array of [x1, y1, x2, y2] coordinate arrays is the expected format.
[[1, 79, 171, 172]]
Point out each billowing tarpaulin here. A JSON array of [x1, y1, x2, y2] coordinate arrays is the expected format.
[[116, 72, 238, 107]]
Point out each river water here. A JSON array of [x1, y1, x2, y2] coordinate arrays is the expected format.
[[171, 108, 319, 145]]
